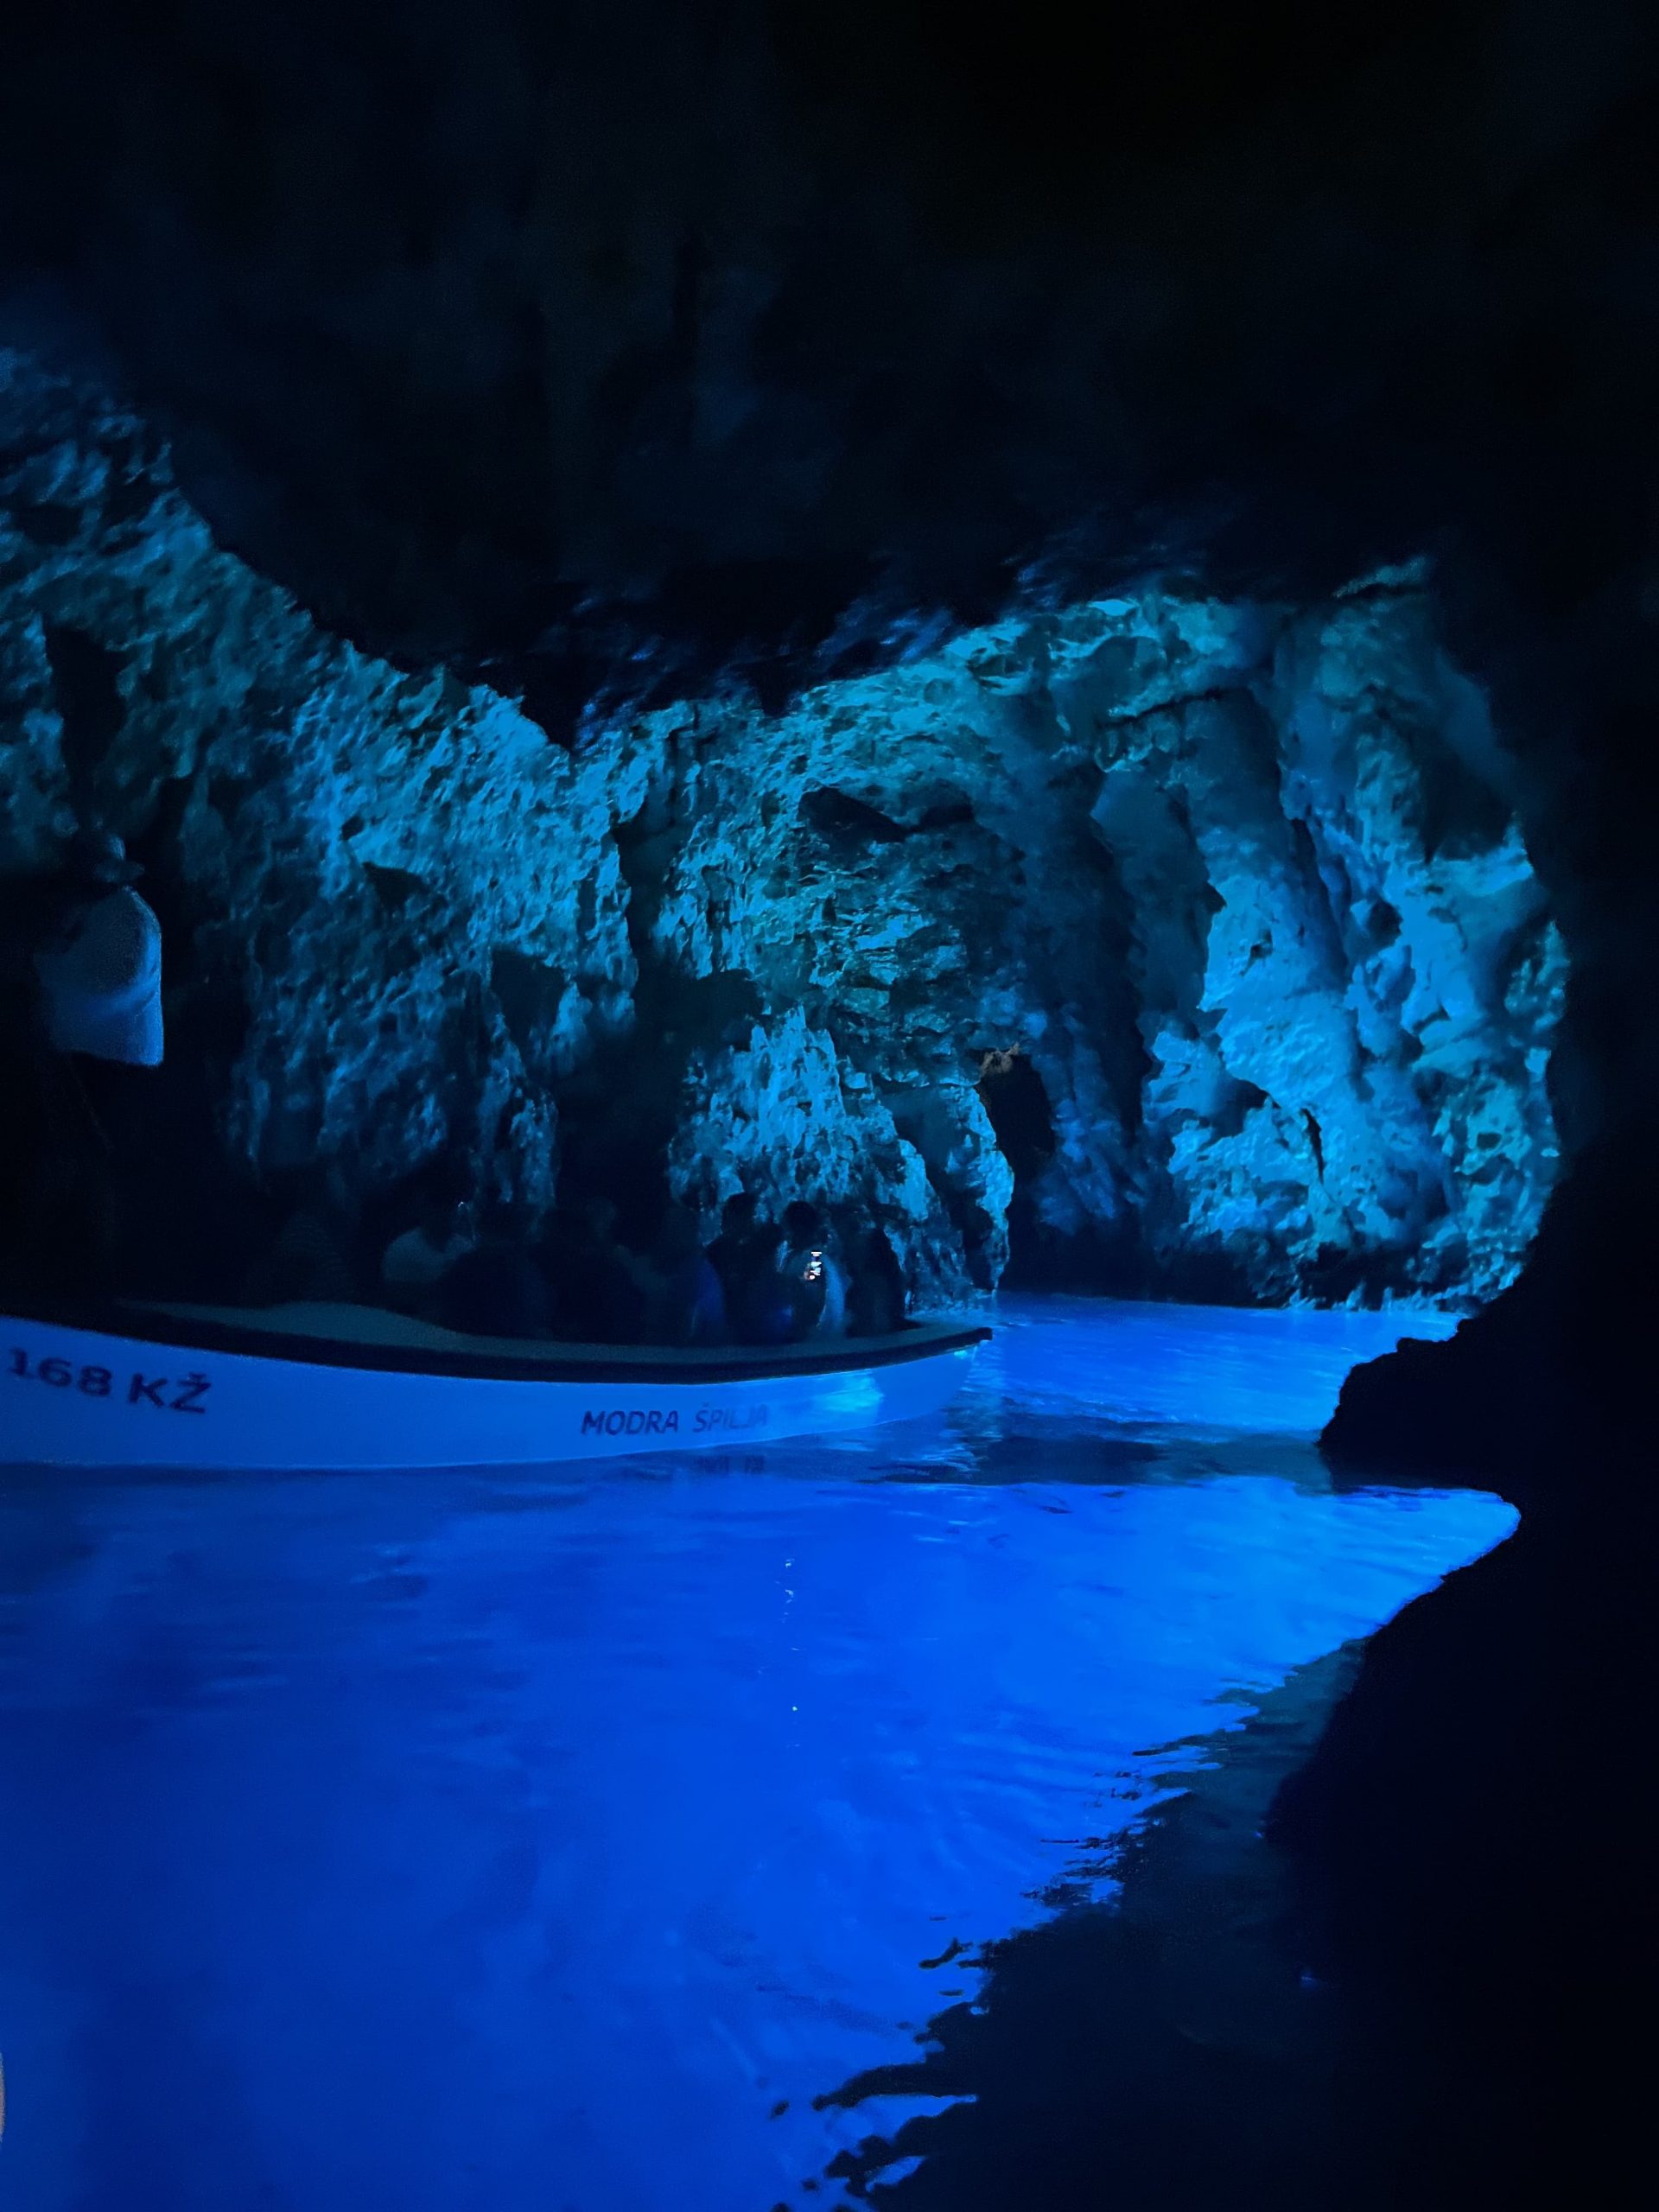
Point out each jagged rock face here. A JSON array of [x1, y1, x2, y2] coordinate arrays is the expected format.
[[1089, 591, 1563, 1300], [2, 346, 1561, 1302]]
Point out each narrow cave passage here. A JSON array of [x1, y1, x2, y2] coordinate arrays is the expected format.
[[976, 1047, 1063, 1286], [976, 1051, 1057, 1191]]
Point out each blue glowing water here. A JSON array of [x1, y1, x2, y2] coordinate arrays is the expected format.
[[0, 1298, 1511, 2211]]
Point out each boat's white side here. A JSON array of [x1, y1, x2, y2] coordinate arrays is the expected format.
[[0, 1307, 987, 1471]]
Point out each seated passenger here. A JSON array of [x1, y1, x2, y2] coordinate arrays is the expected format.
[[435, 1203, 552, 1338], [705, 1191, 774, 1336], [380, 1187, 477, 1313], [773, 1199, 848, 1343], [242, 1163, 359, 1306], [848, 1221, 907, 1337], [645, 1205, 728, 1346], [544, 1194, 648, 1344]]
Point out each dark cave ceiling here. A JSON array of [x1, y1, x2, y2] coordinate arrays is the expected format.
[[4, 0, 1656, 706]]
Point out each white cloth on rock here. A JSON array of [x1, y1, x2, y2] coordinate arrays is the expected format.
[[33, 888, 164, 1066]]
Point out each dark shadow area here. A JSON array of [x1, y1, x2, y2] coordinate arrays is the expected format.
[[976, 1052, 1062, 1288], [872, 1424, 1161, 1490], [813, 1652, 1357, 2209], [1271, 1513, 1651, 2208], [3, 1, 1651, 714], [42, 620, 125, 803], [1289, 1143, 1659, 2202], [798, 784, 911, 850], [976, 1052, 1055, 1192]]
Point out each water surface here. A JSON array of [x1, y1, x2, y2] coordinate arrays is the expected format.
[[0, 1297, 1510, 2210]]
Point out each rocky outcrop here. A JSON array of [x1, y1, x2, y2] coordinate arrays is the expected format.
[[1, 342, 1561, 1301], [1071, 584, 1563, 1300]]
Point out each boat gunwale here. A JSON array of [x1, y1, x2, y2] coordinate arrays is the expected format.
[[3, 1299, 992, 1388]]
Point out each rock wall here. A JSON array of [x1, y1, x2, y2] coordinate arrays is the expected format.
[[1, 343, 1562, 1302]]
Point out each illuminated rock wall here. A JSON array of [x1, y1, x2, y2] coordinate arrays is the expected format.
[[0, 345, 1561, 1302]]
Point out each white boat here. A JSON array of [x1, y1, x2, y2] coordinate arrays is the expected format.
[[0, 1299, 990, 1472]]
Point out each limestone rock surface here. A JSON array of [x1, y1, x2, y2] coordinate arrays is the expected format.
[[1, 346, 1562, 1302]]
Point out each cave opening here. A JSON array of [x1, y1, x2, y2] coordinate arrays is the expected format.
[[42, 621, 126, 802], [976, 1047, 1058, 1285], [976, 1048, 1055, 1187]]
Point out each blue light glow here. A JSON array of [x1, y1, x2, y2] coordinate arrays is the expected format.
[[0, 1298, 1510, 2209]]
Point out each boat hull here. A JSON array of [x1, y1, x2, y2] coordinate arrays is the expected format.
[[0, 1310, 986, 1472]]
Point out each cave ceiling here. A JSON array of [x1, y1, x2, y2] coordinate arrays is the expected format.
[[4, 1, 1656, 715]]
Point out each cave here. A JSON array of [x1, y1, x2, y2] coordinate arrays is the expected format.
[[0, 5, 1654, 2208], [976, 1048, 1058, 1283]]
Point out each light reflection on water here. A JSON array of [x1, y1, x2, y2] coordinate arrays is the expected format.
[[0, 1297, 1510, 2212]]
